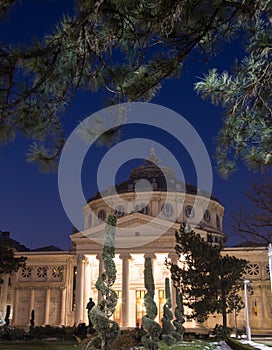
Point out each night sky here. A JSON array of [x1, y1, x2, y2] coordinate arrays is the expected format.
[[0, 1, 265, 250]]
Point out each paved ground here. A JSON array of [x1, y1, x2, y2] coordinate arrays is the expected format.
[[252, 338, 272, 348], [240, 339, 272, 349]]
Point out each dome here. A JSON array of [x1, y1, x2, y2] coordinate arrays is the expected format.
[[88, 148, 219, 203]]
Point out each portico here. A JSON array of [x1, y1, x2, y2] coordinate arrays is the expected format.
[[71, 215, 179, 327]]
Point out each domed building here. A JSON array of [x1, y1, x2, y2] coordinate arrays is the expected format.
[[1, 149, 271, 334]]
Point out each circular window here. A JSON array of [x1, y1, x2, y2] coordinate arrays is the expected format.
[[185, 206, 195, 218], [98, 209, 106, 221], [161, 203, 174, 217], [114, 206, 125, 218], [204, 210, 211, 222]]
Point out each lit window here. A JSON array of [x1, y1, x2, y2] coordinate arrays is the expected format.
[[136, 290, 146, 326], [113, 291, 122, 324], [158, 290, 165, 326], [52, 266, 63, 279]]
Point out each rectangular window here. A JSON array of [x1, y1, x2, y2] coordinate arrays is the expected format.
[[158, 290, 165, 325]]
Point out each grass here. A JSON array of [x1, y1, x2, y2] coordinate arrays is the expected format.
[[0, 341, 75, 350], [158, 339, 219, 350]]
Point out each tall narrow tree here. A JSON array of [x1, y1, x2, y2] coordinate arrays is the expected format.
[[173, 288, 185, 340], [161, 277, 175, 346], [142, 257, 161, 350], [87, 214, 120, 350]]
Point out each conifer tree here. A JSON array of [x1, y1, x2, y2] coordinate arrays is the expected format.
[[169, 224, 248, 328], [161, 277, 175, 346], [173, 288, 185, 340], [142, 257, 161, 350], [0, 1, 271, 175], [0, 238, 26, 283], [87, 214, 120, 350]]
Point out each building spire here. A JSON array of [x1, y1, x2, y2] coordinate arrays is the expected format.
[[147, 146, 160, 165]]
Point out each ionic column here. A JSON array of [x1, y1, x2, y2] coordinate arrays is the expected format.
[[120, 253, 132, 328], [75, 255, 85, 325], [29, 287, 35, 324], [168, 252, 178, 313], [83, 258, 91, 324], [96, 255, 104, 303], [59, 286, 67, 326], [44, 287, 51, 325]]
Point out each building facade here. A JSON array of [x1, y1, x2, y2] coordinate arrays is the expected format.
[[1, 154, 271, 334]]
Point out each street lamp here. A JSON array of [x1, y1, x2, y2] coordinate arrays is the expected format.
[[268, 243, 272, 292], [244, 279, 251, 341]]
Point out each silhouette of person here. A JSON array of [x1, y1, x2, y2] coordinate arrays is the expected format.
[[86, 297, 95, 327]]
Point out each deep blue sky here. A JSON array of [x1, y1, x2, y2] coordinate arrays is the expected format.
[[0, 1, 264, 250]]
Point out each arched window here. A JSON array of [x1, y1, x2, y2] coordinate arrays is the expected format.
[[204, 209, 211, 222]]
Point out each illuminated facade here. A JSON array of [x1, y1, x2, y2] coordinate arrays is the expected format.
[[1, 154, 271, 334]]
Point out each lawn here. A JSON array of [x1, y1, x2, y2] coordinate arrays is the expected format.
[[0, 341, 75, 350], [0, 340, 219, 350]]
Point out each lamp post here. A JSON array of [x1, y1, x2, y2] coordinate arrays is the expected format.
[[244, 279, 251, 341], [268, 243, 272, 292]]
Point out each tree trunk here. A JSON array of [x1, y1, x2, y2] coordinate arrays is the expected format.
[[222, 291, 227, 328], [222, 310, 227, 328]]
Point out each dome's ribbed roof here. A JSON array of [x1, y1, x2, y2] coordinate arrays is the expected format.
[[88, 148, 219, 203]]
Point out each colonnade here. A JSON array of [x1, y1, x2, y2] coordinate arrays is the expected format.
[[74, 252, 177, 327]]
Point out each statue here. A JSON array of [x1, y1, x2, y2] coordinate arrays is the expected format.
[[86, 297, 95, 327]]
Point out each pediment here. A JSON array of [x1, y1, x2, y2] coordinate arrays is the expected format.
[[70, 212, 180, 249]]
